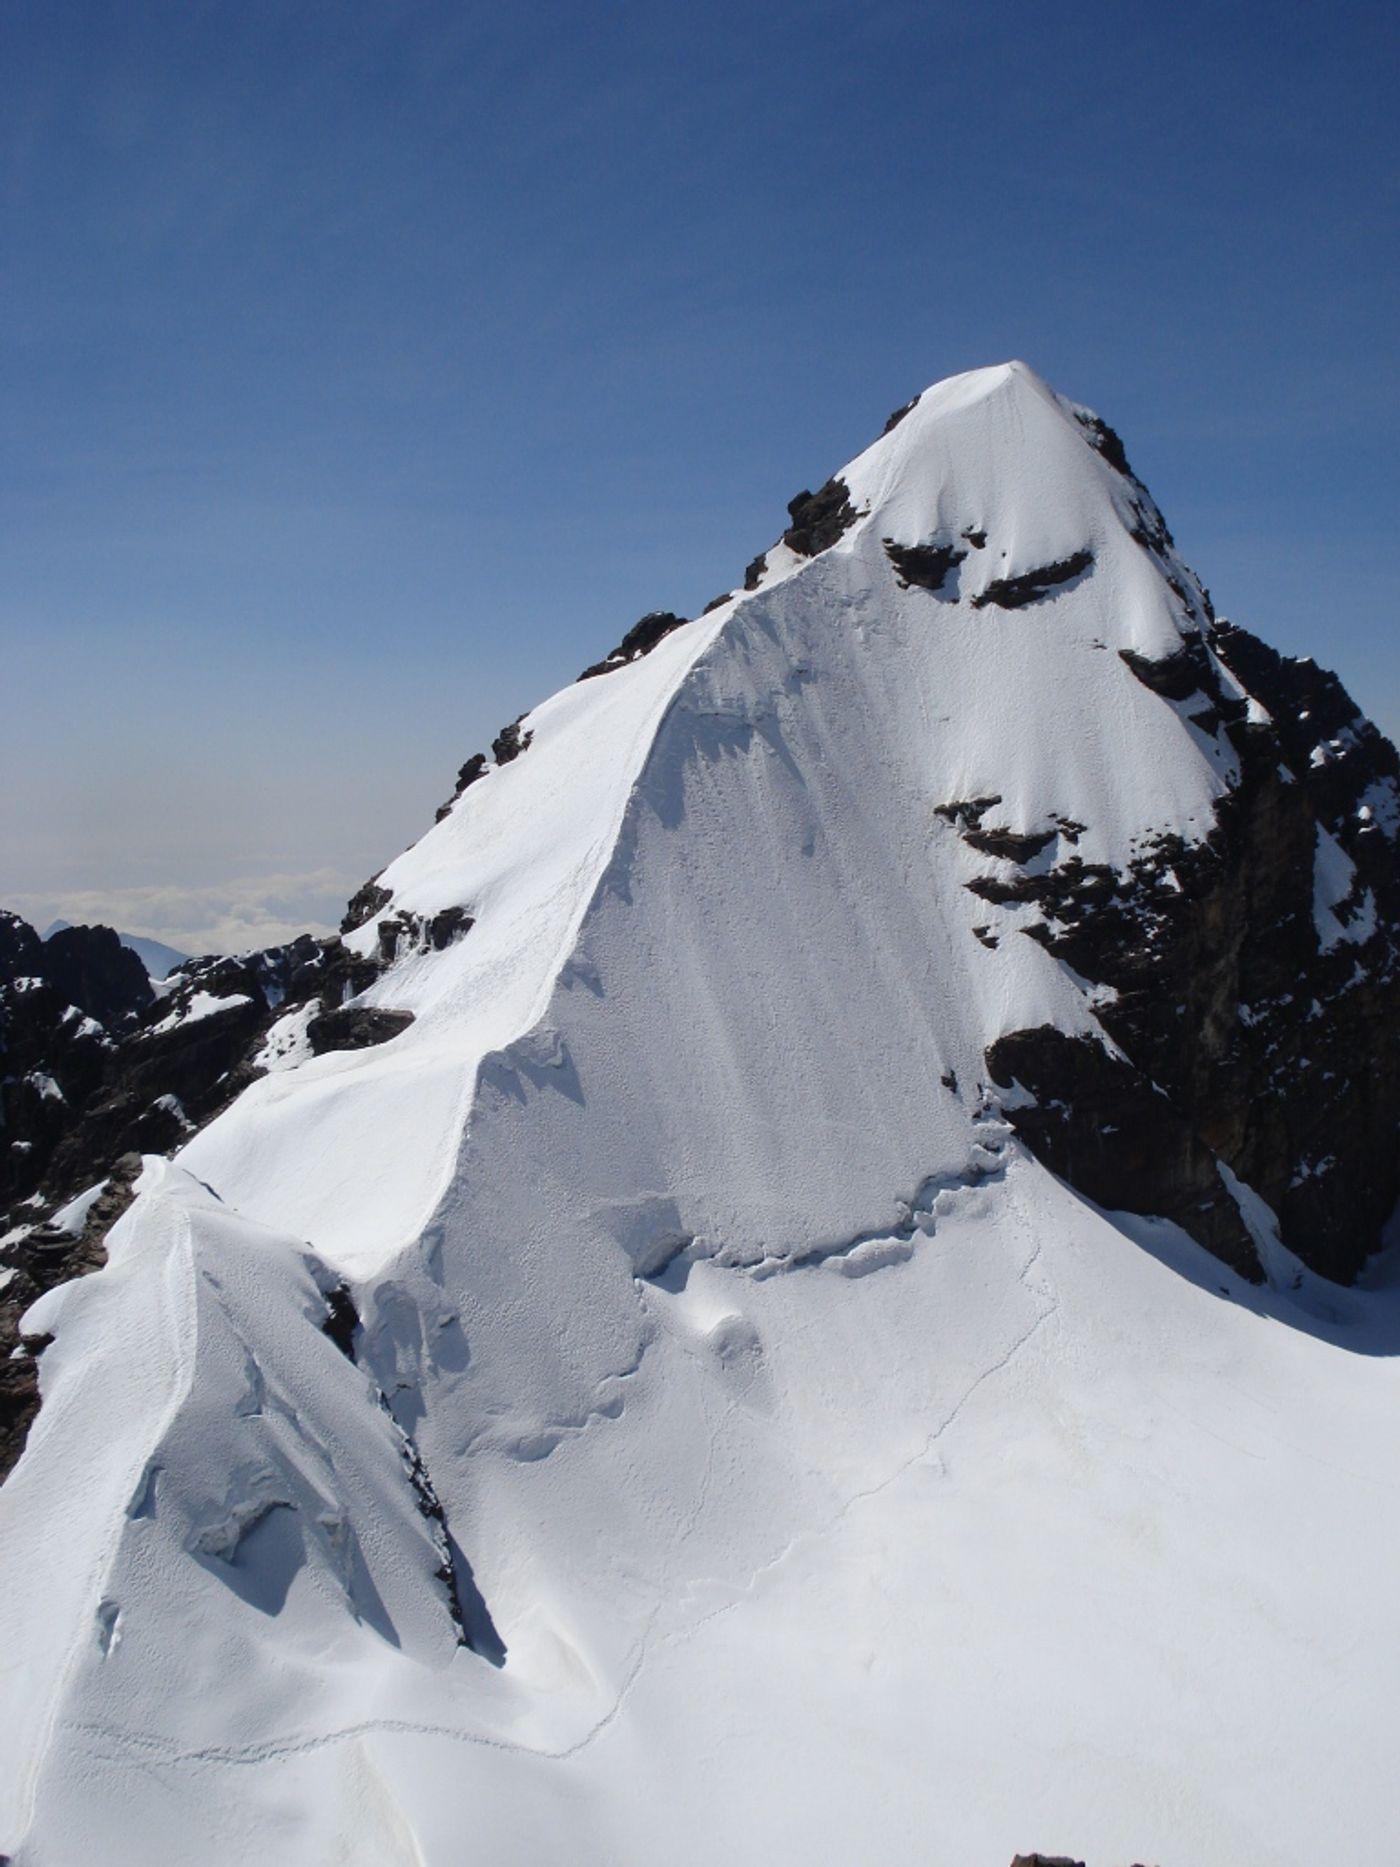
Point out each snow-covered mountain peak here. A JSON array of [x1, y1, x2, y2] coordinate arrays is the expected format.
[[173, 359, 1242, 1281], [4, 365, 1400, 1866], [842, 357, 1103, 536], [756, 357, 1196, 650]]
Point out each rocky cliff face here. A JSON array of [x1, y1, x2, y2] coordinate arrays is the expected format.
[[971, 453, 1400, 1284], [0, 915, 150, 1209]]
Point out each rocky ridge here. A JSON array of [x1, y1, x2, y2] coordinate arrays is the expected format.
[[946, 435, 1400, 1285], [0, 909, 467, 1474]]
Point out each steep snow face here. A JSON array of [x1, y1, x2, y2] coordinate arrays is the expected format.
[[172, 599, 732, 1276], [4, 363, 1399, 1867], [177, 362, 1231, 1276]]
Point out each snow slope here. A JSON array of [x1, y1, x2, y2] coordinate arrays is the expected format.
[[3, 363, 1397, 1866]]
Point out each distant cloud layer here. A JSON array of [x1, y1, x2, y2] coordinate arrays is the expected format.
[[9, 868, 351, 957]]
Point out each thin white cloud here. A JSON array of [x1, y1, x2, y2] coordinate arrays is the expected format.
[[9, 869, 351, 957]]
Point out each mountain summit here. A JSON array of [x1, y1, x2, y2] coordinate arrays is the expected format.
[[3, 363, 1399, 1867]]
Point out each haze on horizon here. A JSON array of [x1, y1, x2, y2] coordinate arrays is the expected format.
[[3, 0, 1396, 955]]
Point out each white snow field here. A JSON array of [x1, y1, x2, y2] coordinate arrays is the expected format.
[[3, 363, 1398, 1866]]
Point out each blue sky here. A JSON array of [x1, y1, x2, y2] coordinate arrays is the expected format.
[[3, 0, 1396, 950]]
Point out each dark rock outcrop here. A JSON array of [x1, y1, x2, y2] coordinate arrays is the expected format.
[[579, 611, 689, 681], [973, 548, 1094, 609], [491, 716, 533, 766], [435, 753, 490, 823], [0, 1153, 143, 1479], [306, 1006, 415, 1055], [342, 877, 392, 934], [40, 924, 153, 1027], [1009, 1856, 1152, 1867], [781, 478, 860, 558], [884, 539, 967, 593], [321, 1283, 359, 1359], [882, 396, 919, 434], [977, 614, 1400, 1283], [1075, 404, 1211, 620], [374, 906, 474, 966], [0, 916, 413, 1247], [934, 795, 1003, 829], [1, 920, 159, 1211], [963, 826, 1056, 864], [1072, 408, 1135, 480], [989, 1029, 1262, 1278], [0, 914, 150, 1031], [1119, 637, 1230, 708], [0, 910, 42, 978], [428, 906, 473, 950], [431, 711, 539, 828]]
